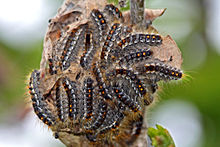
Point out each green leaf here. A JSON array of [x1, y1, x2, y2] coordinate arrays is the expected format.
[[148, 124, 175, 147], [107, 0, 118, 4], [107, 0, 130, 11]]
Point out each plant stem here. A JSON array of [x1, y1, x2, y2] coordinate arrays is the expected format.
[[130, 0, 145, 28]]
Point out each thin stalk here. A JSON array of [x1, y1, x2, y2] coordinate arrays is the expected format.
[[130, 0, 145, 28]]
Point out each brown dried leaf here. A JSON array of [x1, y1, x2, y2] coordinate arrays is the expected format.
[[151, 35, 183, 69], [123, 8, 166, 26], [145, 8, 166, 22]]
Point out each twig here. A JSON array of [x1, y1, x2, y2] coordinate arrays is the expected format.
[[130, 0, 145, 29]]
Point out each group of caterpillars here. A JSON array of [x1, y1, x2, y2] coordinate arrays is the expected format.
[[28, 2, 183, 146]]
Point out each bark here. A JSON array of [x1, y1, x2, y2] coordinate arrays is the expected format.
[[130, 0, 145, 29]]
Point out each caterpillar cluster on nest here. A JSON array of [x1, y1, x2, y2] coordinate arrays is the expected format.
[[28, 2, 183, 146]]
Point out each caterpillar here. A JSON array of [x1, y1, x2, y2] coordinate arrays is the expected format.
[[119, 49, 153, 66], [113, 86, 140, 112], [29, 70, 55, 126], [62, 77, 78, 120], [101, 23, 121, 60], [117, 34, 162, 49], [55, 80, 69, 122], [136, 61, 183, 81], [104, 4, 124, 22], [80, 38, 96, 70], [112, 69, 147, 97], [60, 24, 87, 71], [83, 78, 94, 120], [93, 64, 112, 100], [91, 9, 108, 42], [88, 100, 108, 130]]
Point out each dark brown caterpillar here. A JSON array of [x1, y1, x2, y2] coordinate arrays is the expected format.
[[112, 69, 147, 97], [60, 24, 87, 71], [119, 49, 153, 66], [104, 4, 124, 22], [93, 64, 112, 101], [118, 34, 162, 49], [88, 100, 108, 130], [113, 86, 140, 112], [55, 80, 69, 122], [83, 78, 94, 120], [99, 111, 124, 135], [62, 77, 78, 120], [91, 9, 108, 42], [136, 61, 183, 81], [80, 39, 96, 70], [101, 23, 121, 60], [29, 70, 55, 126]]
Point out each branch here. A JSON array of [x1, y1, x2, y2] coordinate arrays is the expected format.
[[130, 0, 145, 29]]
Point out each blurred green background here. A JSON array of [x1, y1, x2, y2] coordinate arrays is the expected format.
[[0, 0, 219, 147]]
